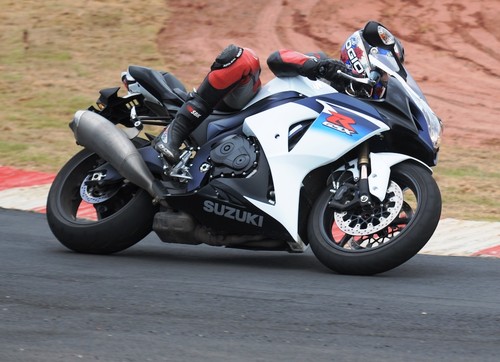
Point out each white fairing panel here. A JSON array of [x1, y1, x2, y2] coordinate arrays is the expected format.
[[242, 86, 389, 241], [241, 76, 398, 242], [242, 102, 318, 242], [242, 78, 337, 242], [245, 77, 337, 108]]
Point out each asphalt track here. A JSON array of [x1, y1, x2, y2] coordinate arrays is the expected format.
[[1, 208, 499, 362]]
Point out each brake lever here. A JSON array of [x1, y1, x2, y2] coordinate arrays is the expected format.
[[336, 70, 377, 86]]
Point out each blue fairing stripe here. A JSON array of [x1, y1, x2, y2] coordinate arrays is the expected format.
[[295, 93, 385, 140], [296, 92, 382, 120], [206, 91, 305, 139]]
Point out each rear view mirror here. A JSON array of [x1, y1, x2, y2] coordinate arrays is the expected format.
[[362, 21, 407, 80], [362, 21, 395, 50]]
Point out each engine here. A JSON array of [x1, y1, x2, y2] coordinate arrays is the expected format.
[[209, 135, 258, 178]]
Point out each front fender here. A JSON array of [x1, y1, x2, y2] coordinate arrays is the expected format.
[[368, 152, 432, 201], [335, 152, 432, 202]]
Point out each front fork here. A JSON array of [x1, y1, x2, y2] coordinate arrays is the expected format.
[[329, 142, 373, 211], [330, 144, 431, 212], [357, 142, 373, 208]]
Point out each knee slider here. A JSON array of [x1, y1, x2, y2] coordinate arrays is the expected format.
[[211, 44, 243, 70]]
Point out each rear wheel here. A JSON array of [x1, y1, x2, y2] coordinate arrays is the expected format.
[[46, 148, 157, 254], [308, 161, 441, 275]]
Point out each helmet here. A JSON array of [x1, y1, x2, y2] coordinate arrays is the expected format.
[[339, 23, 405, 99], [340, 30, 370, 78], [340, 30, 383, 98]]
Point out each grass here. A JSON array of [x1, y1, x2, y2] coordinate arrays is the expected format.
[[0, 0, 498, 222], [0, 0, 167, 169], [434, 146, 500, 221]]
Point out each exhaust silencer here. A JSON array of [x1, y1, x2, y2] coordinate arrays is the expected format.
[[70, 110, 165, 199]]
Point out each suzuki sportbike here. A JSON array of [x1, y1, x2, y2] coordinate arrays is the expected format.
[[47, 22, 443, 275]]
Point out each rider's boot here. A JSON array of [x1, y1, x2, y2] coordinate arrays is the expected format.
[[153, 92, 212, 164], [154, 114, 194, 164]]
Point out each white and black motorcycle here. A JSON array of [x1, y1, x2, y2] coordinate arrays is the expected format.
[[47, 22, 443, 275]]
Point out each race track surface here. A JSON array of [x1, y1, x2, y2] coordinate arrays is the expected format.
[[1, 209, 499, 362]]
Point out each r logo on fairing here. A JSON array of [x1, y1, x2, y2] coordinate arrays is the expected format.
[[203, 200, 264, 227], [324, 111, 357, 136], [317, 100, 358, 136]]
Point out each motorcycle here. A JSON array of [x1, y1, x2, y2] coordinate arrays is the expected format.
[[46, 21, 443, 275]]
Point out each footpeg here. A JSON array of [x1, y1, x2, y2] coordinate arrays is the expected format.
[[168, 150, 193, 180]]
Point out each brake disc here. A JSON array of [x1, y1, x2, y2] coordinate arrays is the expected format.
[[334, 181, 404, 236], [80, 175, 119, 204]]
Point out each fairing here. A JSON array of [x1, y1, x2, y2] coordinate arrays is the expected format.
[[240, 77, 390, 241]]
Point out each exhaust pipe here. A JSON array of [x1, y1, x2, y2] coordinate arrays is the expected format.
[[69, 110, 165, 199]]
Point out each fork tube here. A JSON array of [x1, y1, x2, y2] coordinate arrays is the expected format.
[[358, 142, 372, 206]]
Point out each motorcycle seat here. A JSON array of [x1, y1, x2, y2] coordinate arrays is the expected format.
[[128, 65, 186, 106]]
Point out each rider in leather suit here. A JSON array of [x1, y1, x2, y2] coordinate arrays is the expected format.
[[153, 44, 349, 164]]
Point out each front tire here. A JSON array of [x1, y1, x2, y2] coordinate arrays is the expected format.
[[308, 161, 441, 275], [47, 148, 157, 254]]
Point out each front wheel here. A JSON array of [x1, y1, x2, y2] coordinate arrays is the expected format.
[[308, 161, 441, 275], [47, 147, 157, 254]]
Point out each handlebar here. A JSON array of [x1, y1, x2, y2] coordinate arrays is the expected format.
[[336, 69, 384, 98], [336, 69, 379, 87]]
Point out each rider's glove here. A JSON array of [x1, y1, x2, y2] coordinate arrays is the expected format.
[[316, 59, 350, 91], [316, 59, 348, 79], [300, 57, 350, 92]]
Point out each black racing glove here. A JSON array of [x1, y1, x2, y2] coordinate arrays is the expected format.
[[299, 57, 350, 92], [316, 59, 350, 91]]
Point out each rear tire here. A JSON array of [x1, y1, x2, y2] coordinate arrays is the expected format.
[[46, 148, 157, 254], [308, 161, 441, 275]]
